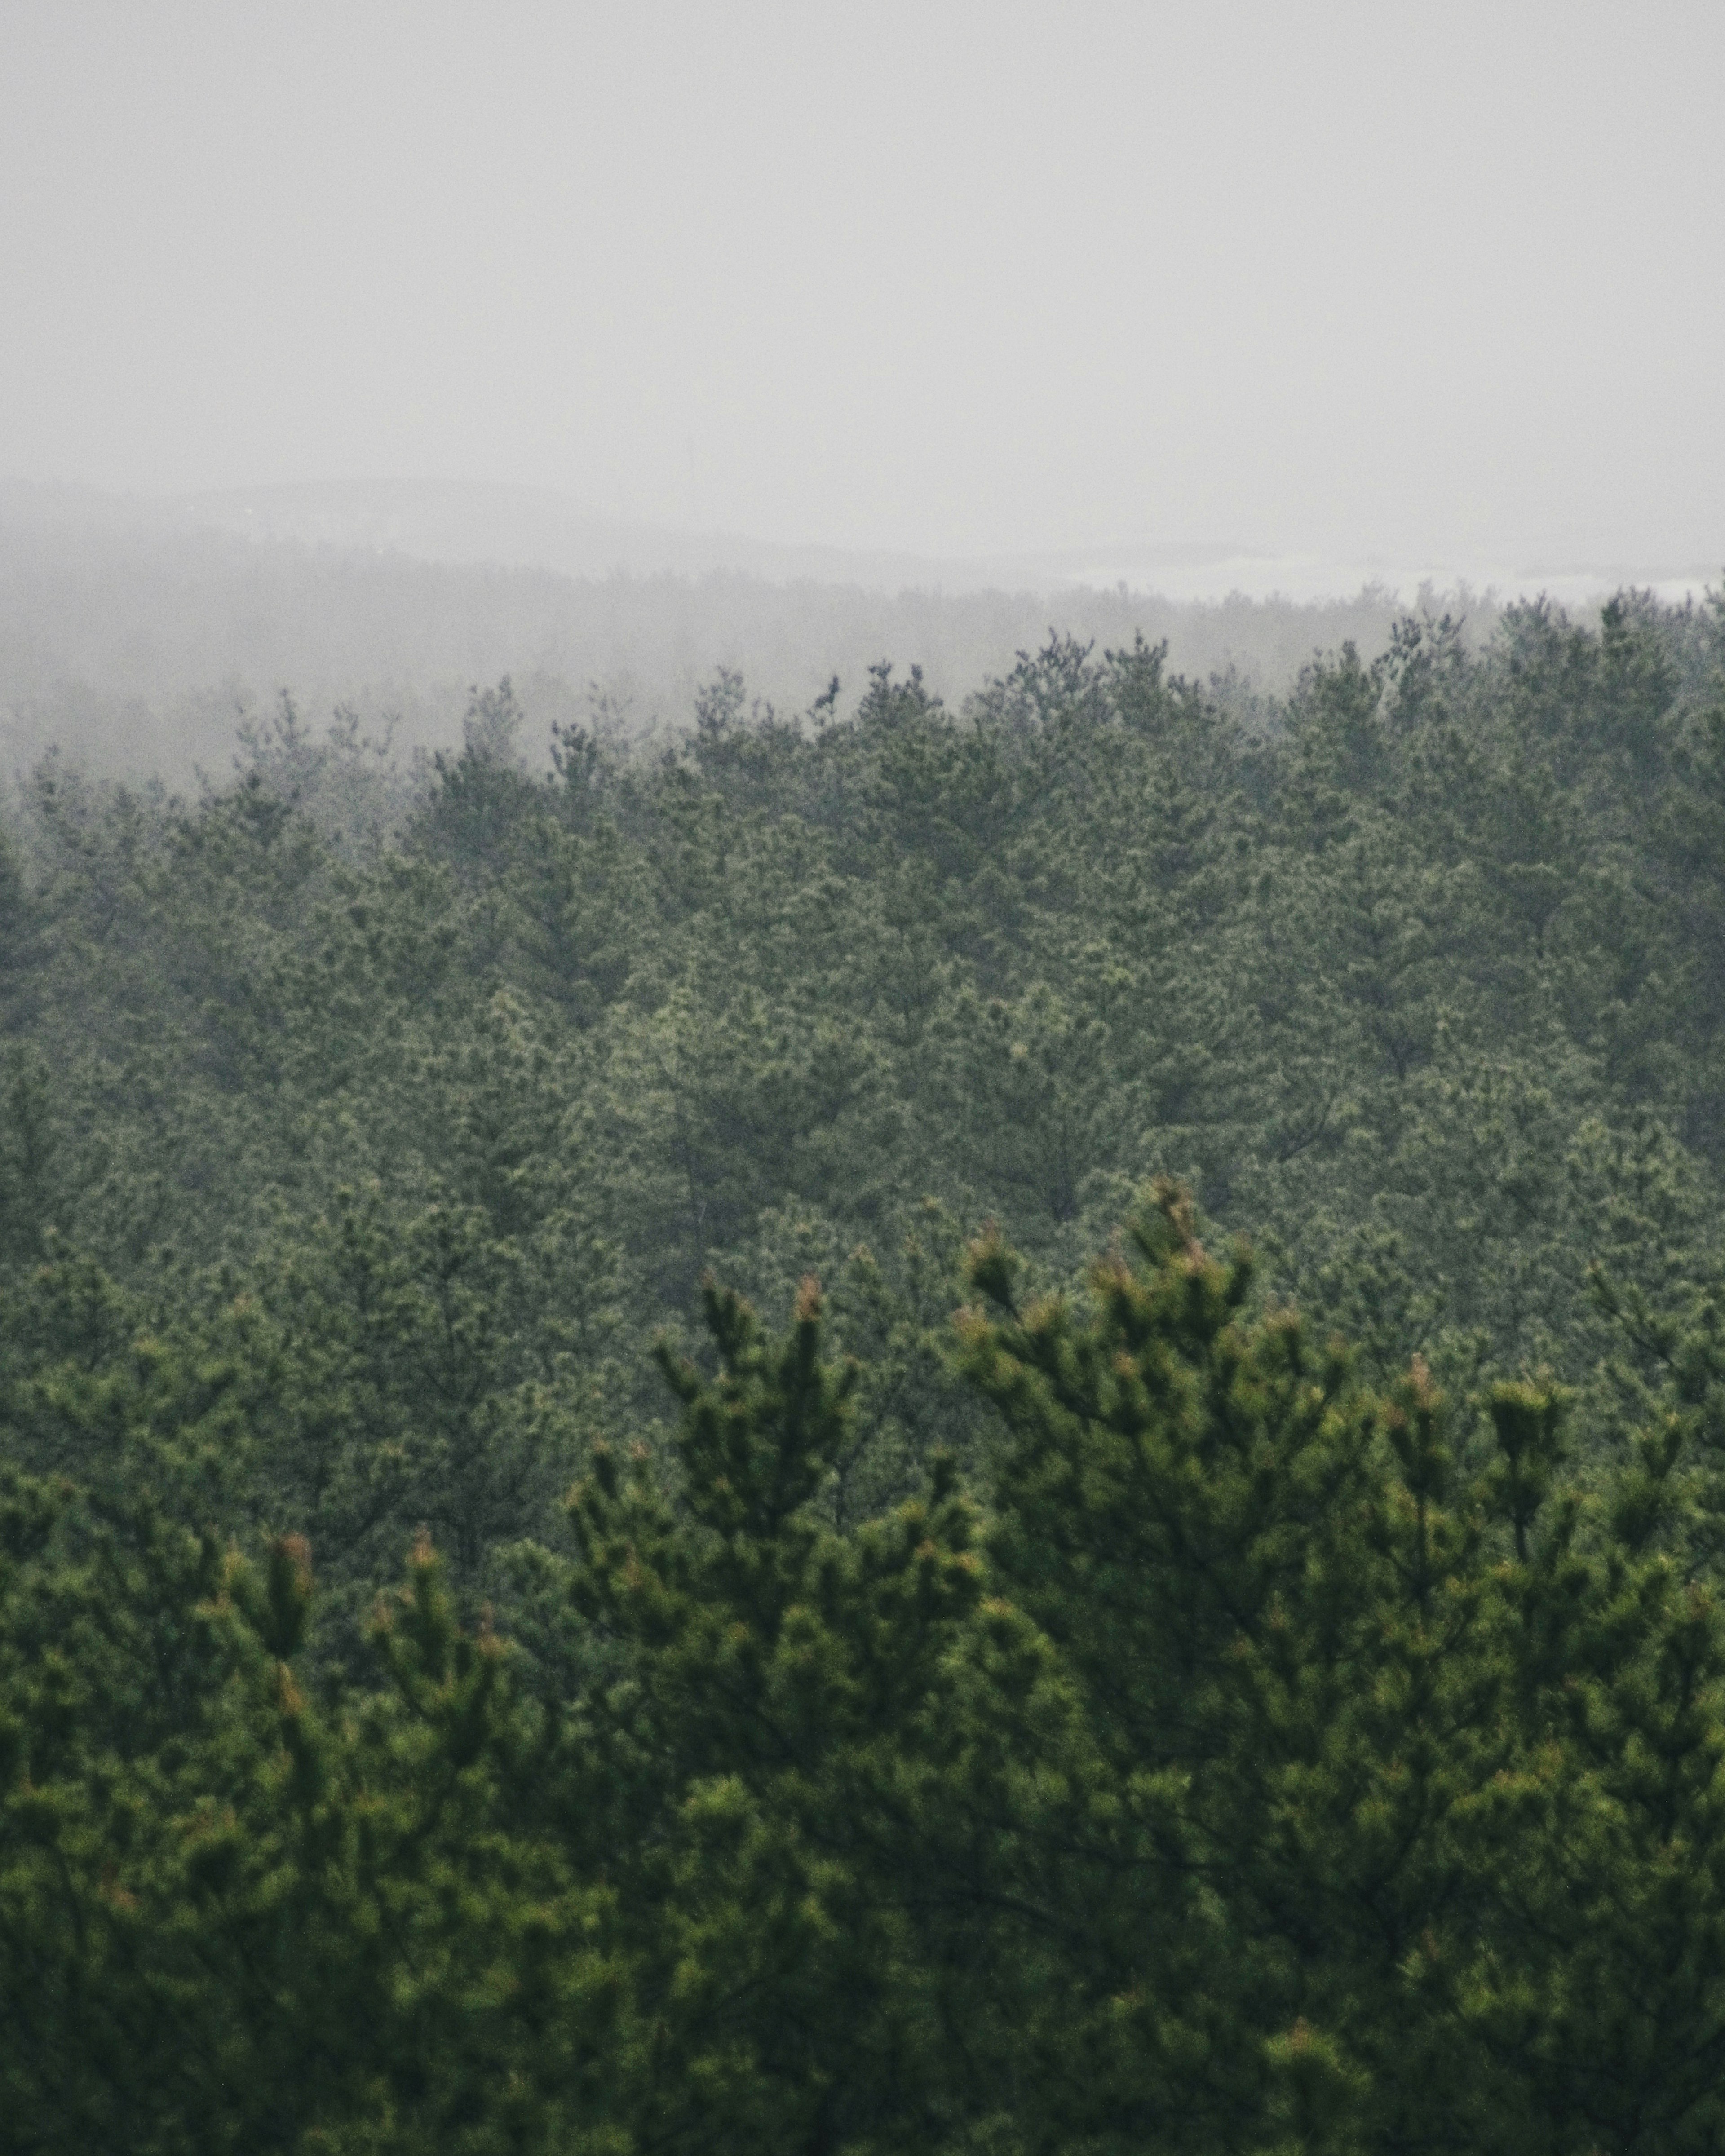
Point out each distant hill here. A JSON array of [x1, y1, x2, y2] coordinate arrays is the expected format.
[[1, 476, 1268, 595]]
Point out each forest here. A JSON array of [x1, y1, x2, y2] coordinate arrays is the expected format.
[[3, 587, 1725, 2153]]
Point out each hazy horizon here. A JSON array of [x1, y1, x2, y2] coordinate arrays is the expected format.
[[4, 473, 1715, 616], [4, 2, 1721, 578]]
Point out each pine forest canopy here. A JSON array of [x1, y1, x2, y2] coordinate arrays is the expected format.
[[4, 588, 1725, 2151]]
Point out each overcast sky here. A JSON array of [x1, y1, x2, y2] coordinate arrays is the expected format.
[[3, 0, 1721, 571]]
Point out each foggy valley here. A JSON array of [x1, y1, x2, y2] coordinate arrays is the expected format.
[[1, 473, 1523, 787]]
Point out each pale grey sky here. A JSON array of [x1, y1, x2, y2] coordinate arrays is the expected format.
[[3, 0, 1721, 571]]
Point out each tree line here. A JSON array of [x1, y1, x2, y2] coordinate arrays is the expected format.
[[3, 589, 1725, 2149]]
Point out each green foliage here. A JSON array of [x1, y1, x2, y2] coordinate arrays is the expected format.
[[2, 585, 1725, 2146]]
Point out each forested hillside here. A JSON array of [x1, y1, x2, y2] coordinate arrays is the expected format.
[[4, 589, 1725, 2152]]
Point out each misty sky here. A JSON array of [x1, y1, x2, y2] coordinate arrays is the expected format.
[[3, 1, 1721, 571]]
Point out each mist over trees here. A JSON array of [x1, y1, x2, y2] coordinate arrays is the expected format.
[[0, 480, 1498, 784], [4, 583, 1725, 2150]]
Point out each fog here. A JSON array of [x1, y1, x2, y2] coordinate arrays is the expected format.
[[5, 1, 1722, 565], [3, 475, 1501, 783], [1, 3, 1719, 774]]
